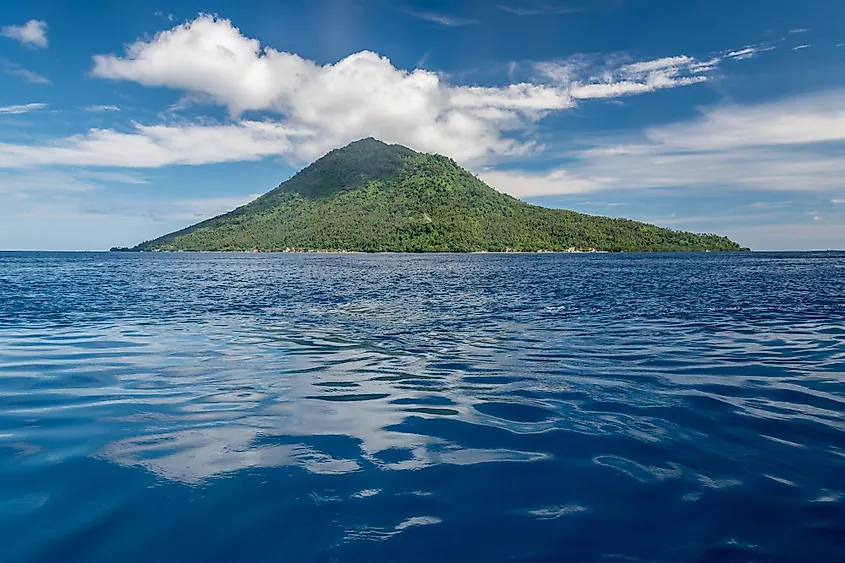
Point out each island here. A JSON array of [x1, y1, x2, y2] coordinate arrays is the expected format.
[[127, 138, 747, 253]]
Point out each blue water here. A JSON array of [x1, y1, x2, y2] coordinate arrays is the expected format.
[[1, 252, 844, 562]]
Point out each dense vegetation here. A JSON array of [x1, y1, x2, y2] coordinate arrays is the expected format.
[[131, 138, 746, 253]]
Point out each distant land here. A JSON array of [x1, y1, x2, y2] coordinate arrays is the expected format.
[[120, 138, 747, 253]]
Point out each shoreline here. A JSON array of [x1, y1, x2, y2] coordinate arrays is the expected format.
[[110, 248, 750, 255]]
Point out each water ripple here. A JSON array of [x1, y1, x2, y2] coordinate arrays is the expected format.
[[1, 251, 845, 562]]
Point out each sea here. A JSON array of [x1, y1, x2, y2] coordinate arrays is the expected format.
[[1, 251, 844, 562]]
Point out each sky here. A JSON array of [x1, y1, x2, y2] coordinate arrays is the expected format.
[[1, 0, 845, 250]]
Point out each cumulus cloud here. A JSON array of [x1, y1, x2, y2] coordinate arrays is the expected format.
[[85, 15, 724, 165], [483, 90, 845, 197], [0, 103, 47, 114], [1, 20, 48, 48]]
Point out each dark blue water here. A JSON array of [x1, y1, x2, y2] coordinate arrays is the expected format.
[[1, 252, 844, 562]]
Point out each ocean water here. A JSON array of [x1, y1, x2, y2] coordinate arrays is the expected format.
[[1, 251, 844, 563]]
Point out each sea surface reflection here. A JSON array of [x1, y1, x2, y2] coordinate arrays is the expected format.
[[1, 252, 844, 562]]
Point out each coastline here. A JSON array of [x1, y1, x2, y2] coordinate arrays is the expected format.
[[110, 248, 750, 254]]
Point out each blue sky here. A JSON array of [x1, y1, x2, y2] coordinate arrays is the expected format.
[[2, 0, 844, 250]]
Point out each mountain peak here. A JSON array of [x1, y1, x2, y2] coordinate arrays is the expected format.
[[266, 137, 417, 200], [344, 136, 387, 147], [332, 137, 413, 156]]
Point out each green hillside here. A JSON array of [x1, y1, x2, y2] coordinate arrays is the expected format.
[[130, 138, 746, 252]]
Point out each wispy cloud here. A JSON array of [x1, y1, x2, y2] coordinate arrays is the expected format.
[[155, 195, 261, 221], [2, 61, 51, 84], [0, 120, 303, 168], [1, 20, 48, 48], [748, 201, 791, 210], [792, 44, 811, 50], [84, 105, 121, 112], [724, 45, 775, 60], [482, 89, 845, 198], [722, 222, 845, 251], [0, 170, 107, 195], [403, 10, 478, 26], [154, 11, 175, 22], [498, 5, 582, 16], [10, 67, 51, 84], [76, 170, 147, 184], [636, 212, 776, 227], [789, 28, 808, 34], [0, 103, 47, 115], [535, 54, 712, 100], [0, 175, 254, 236]]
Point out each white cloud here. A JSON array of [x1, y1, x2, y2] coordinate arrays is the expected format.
[[536, 53, 712, 101], [1, 20, 48, 48], [480, 168, 605, 197], [84, 15, 726, 165], [0, 103, 47, 114], [481, 90, 845, 197], [0, 170, 105, 194], [498, 6, 582, 16], [570, 76, 706, 100], [724, 46, 774, 60], [644, 91, 845, 150], [76, 170, 148, 184], [726, 48, 756, 59], [793, 44, 811, 50], [84, 105, 121, 112], [789, 28, 808, 34], [153, 11, 175, 22], [0, 170, 145, 210], [159, 194, 260, 220], [833, 199, 845, 204], [0, 120, 305, 168], [403, 10, 478, 26], [621, 56, 695, 74], [4, 65, 51, 84]]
